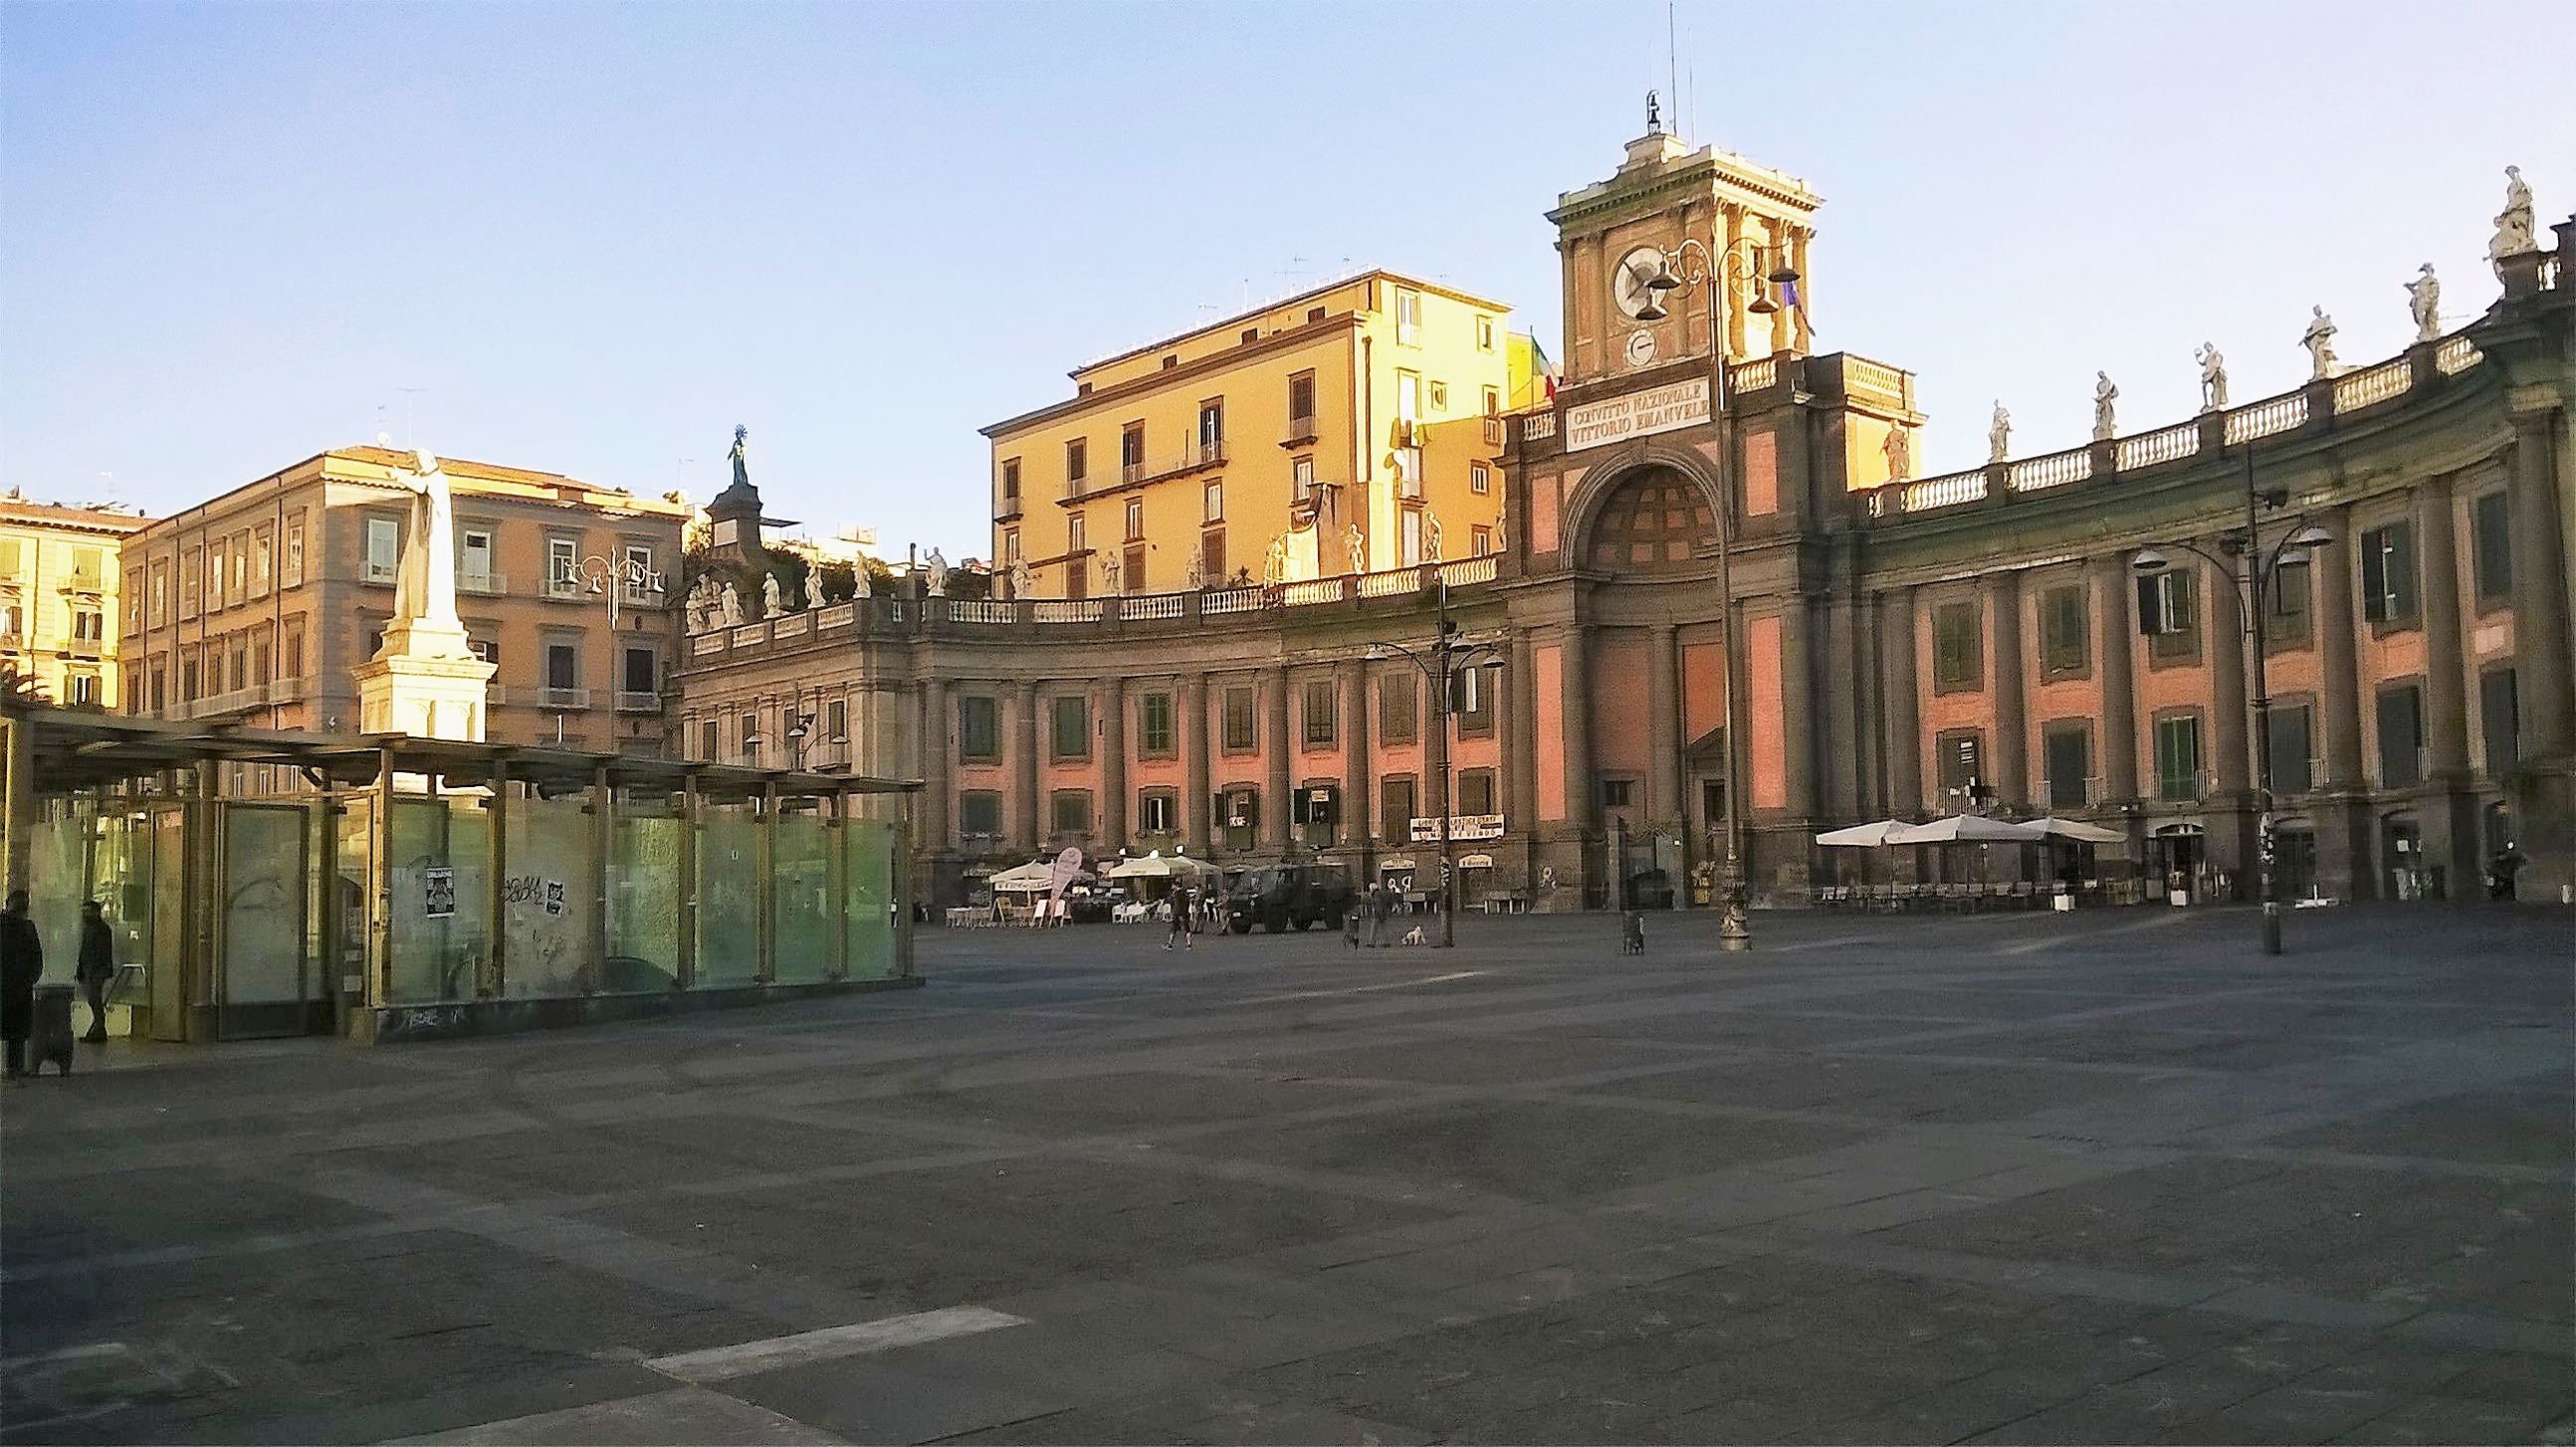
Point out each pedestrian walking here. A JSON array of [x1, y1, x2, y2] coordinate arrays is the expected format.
[[78, 902, 114, 1043], [1367, 880, 1391, 948], [1, 890, 42, 1080], [1166, 885, 1194, 951], [1343, 895, 1364, 949]]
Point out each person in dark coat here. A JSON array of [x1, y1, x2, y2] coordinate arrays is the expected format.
[[1, 890, 42, 1079], [78, 901, 114, 1043]]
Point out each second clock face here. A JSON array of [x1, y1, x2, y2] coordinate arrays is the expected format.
[[1613, 246, 1666, 319], [1625, 329, 1657, 367]]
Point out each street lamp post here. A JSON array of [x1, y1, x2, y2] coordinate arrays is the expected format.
[[1366, 578, 1501, 948], [553, 550, 668, 748], [1637, 236, 1798, 952], [2133, 445, 2331, 955]]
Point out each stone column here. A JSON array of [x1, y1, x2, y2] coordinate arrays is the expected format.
[[1722, 204, 1748, 359], [1880, 588, 1921, 816], [1263, 667, 1291, 851], [1559, 626, 1595, 834], [919, 678, 952, 851], [1013, 680, 1039, 852], [2416, 477, 2481, 897], [1780, 598, 1818, 818], [1827, 564, 1867, 821], [1099, 675, 1127, 853], [1506, 632, 1537, 848], [2310, 511, 2372, 901], [1646, 624, 1681, 833], [2205, 550, 2254, 897], [1342, 661, 1371, 857], [2507, 406, 2573, 757], [1182, 674, 1211, 858], [1985, 570, 2028, 810], [2092, 555, 2140, 804]]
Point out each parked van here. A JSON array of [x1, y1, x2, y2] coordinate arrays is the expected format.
[[1224, 863, 1354, 934]]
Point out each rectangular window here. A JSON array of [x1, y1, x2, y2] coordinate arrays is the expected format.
[[1063, 440, 1084, 489], [1599, 778, 1634, 808], [2039, 584, 2087, 675], [1003, 457, 1023, 504], [1454, 665, 1493, 732], [1004, 528, 1020, 563], [2264, 557, 2312, 646], [621, 543, 656, 603], [1937, 729, 1986, 803], [1139, 791, 1178, 834], [1050, 790, 1093, 836], [1140, 692, 1175, 754], [2471, 491, 2512, 601], [2043, 724, 2091, 809], [69, 605, 103, 643], [1292, 456, 1315, 506], [1200, 529, 1224, 585], [1068, 513, 1086, 554], [546, 536, 579, 597], [1203, 481, 1223, 522], [1400, 510, 1423, 564], [1286, 372, 1317, 435], [1458, 768, 1496, 817], [252, 528, 272, 593], [1471, 526, 1493, 557], [2481, 668, 2519, 773], [1050, 694, 1089, 760], [825, 698, 846, 743], [283, 515, 305, 588], [699, 720, 719, 762], [2156, 714, 2205, 802], [150, 565, 167, 623], [2377, 684, 2424, 786], [622, 646, 656, 695], [1122, 543, 1145, 593], [365, 517, 400, 583], [460, 527, 496, 588], [1120, 423, 1146, 478], [199, 544, 218, 613], [1125, 498, 1145, 541], [1476, 316, 1495, 351], [1298, 785, 1339, 847], [2137, 566, 2199, 658], [960, 791, 1003, 837], [739, 711, 760, 760], [67, 670, 97, 707], [545, 642, 578, 692], [958, 695, 999, 760], [1222, 686, 1255, 750], [0, 538, 18, 577], [1482, 385, 1501, 416], [1196, 400, 1224, 460], [1301, 680, 1336, 746], [1932, 600, 1983, 692], [2360, 521, 2418, 624], [2268, 704, 2314, 796], [1380, 776, 1416, 838], [1470, 462, 1491, 495], [1395, 287, 1421, 344], [1379, 673, 1417, 742]]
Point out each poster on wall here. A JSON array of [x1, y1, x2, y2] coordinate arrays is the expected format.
[[423, 867, 457, 919]]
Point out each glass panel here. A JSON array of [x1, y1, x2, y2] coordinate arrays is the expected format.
[[388, 795, 490, 1004], [772, 809, 835, 984], [26, 797, 91, 982], [609, 794, 683, 992], [502, 790, 597, 998], [696, 802, 760, 987], [222, 805, 307, 1005], [94, 811, 151, 1034], [335, 794, 373, 1001], [149, 808, 187, 1035], [844, 817, 900, 982]]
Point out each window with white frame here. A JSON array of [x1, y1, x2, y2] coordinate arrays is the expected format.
[[364, 517, 400, 583], [1203, 481, 1223, 522], [546, 536, 578, 596], [1395, 287, 1420, 344], [622, 542, 656, 603]]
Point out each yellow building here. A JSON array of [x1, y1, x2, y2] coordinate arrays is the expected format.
[[0, 491, 144, 709], [983, 270, 1517, 596]]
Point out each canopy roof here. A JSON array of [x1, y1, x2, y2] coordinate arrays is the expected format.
[[2025, 816, 2125, 844], [1105, 851, 1210, 879], [1816, 819, 1911, 847], [1884, 815, 2045, 845]]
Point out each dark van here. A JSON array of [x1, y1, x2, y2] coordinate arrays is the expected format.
[[1224, 863, 1354, 934]]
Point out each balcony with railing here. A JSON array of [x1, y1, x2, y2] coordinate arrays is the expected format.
[[456, 569, 508, 596], [615, 690, 661, 714], [1093, 441, 1226, 502], [1281, 414, 1319, 447]]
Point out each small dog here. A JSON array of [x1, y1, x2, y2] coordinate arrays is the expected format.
[[1400, 926, 1428, 946], [1621, 912, 1646, 955]]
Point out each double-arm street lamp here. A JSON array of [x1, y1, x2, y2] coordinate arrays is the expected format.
[[1366, 577, 1505, 947], [1631, 236, 1798, 951], [552, 551, 667, 632], [2132, 446, 2331, 955]]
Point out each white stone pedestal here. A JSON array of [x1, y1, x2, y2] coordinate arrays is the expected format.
[[353, 620, 496, 741]]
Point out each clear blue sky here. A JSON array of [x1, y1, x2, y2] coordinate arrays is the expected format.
[[5, 1, 2567, 552]]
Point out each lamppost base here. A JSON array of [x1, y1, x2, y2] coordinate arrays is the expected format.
[[2258, 900, 2281, 955]]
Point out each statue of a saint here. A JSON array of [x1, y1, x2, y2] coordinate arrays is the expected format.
[[2196, 344, 2229, 413], [2300, 307, 2339, 380], [2490, 165, 2538, 263], [1345, 523, 1367, 575], [685, 575, 711, 634], [852, 564, 872, 599], [2407, 264, 2442, 342], [1425, 513, 1443, 563], [1009, 555, 1033, 599], [719, 581, 743, 628], [924, 548, 949, 597], [1184, 547, 1205, 591], [2091, 372, 2119, 441], [388, 447, 463, 640], [1262, 534, 1287, 586], [760, 571, 782, 618], [728, 424, 751, 493], [1101, 551, 1122, 595], [1882, 423, 1912, 481], [1987, 403, 2011, 464]]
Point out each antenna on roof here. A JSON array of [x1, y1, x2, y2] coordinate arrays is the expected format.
[[1666, 0, 1678, 138]]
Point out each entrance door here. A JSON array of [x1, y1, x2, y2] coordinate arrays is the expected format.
[[2149, 827, 2204, 902], [2383, 813, 2423, 900], [2273, 828, 2317, 902], [218, 802, 316, 1039]]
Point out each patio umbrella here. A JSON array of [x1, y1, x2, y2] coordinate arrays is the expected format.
[[1816, 820, 1911, 847], [1884, 816, 2046, 844], [988, 860, 1061, 893], [2025, 816, 2124, 844], [1105, 851, 1210, 880]]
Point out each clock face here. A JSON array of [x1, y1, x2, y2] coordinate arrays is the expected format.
[[1624, 329, 1657, 367], [1612, 246, 1667, 319]]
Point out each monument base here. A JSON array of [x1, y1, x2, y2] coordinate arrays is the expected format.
[[354, 631, 496, 741]]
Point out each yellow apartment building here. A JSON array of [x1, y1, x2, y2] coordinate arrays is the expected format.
[[0, 492, 145, 709], [983, 271, 1518, 596], [116, 444, 688, 756]]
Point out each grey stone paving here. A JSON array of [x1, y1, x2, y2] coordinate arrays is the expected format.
[[2, 904, 2569, 1445]]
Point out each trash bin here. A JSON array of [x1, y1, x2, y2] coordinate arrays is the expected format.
[[29, 982, 77, 1077]]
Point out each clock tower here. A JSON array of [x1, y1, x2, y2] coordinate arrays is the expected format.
[[1547, 99, 1823, 386]]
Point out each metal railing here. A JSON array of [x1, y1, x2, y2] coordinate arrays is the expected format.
[[1283, 415, 1319, 445], [456, 570, 508, 596], [615, 690, 660, 713]]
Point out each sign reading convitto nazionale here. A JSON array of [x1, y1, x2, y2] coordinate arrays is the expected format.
[[1562, 376, 1710, 452]]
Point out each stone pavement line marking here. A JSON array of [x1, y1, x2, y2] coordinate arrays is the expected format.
[[641, 1305, 1029, 1384], [1997, 909, 2190, 955], [1240, 969, 1485, 1006], [386, 1384, 850, 1445]]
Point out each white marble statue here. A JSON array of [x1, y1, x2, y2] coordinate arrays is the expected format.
[[685, 575, 713, 633], [1345, 523, 1367, 575], [1987, 403, 2011, 464], [2490, 165, 2538, 263], [719, 581, 744, 628], [2407, 264, 2442, 343], [2091, 372, 2119, 441], [1882, 422, 1912, 481], [1262, 534, 1287, 586], [1184, 547, 1205, 591], [389, 447, 463, 636], [760, 571, 782, 618], [852, 564, 871, 599], [924, 548, 949, 597], [1425, 513, 1443, 563], [1008, 556, 1032, 599], [2196, 343, 2229, 413], [2300, 307, 2339, 380], [1101, 551, 1122, 594]]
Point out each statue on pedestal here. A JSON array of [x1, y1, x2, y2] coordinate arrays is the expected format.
[[2407, 264, 2443, 342], [760, 571, 782, 618], [852, 564, 871, 599], [1882, 423, 1912, 481], [924, 548, 949, 597], [1184, 547, 1205, 591], [385, 447, 465, 651], [1345, 523, 1367, 575], [1987, 402, 2011, 463], [718, 581, 743, 628], [2196, 344, 2229, 413], [2300, 307, 2339, 380], [684, 575, 713, 633], [1101, 551, 1122, 595], [1009, 556, 1032, 600], [1262, 534, 1287, 586], [1425, 513, 1443, 563], [2091, 372, 2119, 441], [2490, 165, 2538, 264]]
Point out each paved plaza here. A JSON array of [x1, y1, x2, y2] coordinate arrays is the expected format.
[[2, 905, 2570, 1445]]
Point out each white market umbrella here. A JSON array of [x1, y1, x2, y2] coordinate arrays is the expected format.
[[1105, 851, 1211, 880], [988, 860, 1061, 893], [1885, 816, 2046, 845], [2026, 816, 2123, 844], [1816, 820, 1911, 847]]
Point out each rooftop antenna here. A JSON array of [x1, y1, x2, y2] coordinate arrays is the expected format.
[[1666, 0, 1678, 138], [675, 457, 695, 491], [394, 387, 429, 449]]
